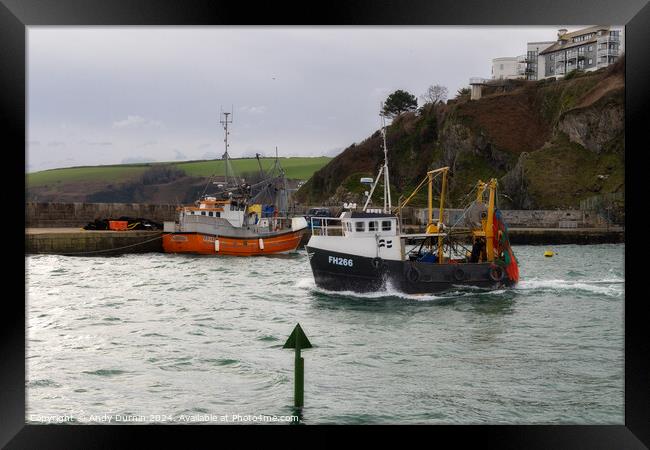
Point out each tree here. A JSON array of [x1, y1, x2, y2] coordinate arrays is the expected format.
[[455, 87, 471, 99], [421, 84, 448, 105], [381, 89, 418, 118]]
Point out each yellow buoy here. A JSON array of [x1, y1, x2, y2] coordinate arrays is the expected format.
[[544, 250, 554, 257]]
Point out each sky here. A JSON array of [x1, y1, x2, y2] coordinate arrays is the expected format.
[[27, 26, 593, 172]]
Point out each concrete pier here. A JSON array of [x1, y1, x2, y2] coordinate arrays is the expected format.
[[25, 228, 163, 255], [25, 226, 623, 256]]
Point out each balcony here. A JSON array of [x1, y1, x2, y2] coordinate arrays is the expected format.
[[469, 77, 489, 85], [597, 34, 620, 44], [597, 55, 618, 67]]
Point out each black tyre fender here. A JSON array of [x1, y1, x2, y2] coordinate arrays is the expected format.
[[453, 267, 466, 281], [406, 265, 420, 283], [489, 264, 505, 282]]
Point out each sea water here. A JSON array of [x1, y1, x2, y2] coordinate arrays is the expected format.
[[26, 244, 624, 424]]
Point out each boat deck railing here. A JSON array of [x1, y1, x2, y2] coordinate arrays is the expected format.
[[310, 217, 344, 236]]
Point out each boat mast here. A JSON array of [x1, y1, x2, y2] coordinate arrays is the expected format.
[[362, 111, 392, 213], [485, 178, 497, 262], [425, 167, 449, 261], [381, 115, 392, 213], [220, 108, 234, 186]]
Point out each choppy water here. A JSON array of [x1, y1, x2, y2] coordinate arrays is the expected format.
[[26, 244, 624, 424]]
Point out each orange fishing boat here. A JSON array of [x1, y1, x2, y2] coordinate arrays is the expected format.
[[162, 110, 308, 256], [162, 196, 307, 256]]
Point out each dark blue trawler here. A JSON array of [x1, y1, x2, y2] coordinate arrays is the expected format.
[[305, 114, 519, 295]]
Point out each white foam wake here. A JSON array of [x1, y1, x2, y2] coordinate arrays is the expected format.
[[515, 278, 624, 296], [293, 277, 500, 302]]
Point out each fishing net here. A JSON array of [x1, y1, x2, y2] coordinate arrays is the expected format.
[[492, 209, 519, 283]]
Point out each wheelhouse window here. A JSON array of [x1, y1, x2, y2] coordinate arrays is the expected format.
[[355, 221, 366, 232], [382, 220, 392, 231], [201, 211, 206, 216], [368, 221, 378, 232]]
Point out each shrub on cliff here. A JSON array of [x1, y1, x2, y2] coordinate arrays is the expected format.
[[141, 165, 186, 185]]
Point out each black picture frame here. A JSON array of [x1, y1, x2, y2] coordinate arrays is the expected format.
[[4, 0, 648, 446]]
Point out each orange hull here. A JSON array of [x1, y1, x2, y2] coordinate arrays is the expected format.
[[162, 230, 304, 256]]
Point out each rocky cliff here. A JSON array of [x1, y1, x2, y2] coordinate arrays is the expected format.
[[295, 56, 625, 209]]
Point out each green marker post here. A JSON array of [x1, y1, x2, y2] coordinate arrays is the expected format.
[[283, 323, 312, 408]]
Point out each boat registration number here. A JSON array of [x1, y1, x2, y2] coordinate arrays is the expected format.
[[328, 256, 353, 267]]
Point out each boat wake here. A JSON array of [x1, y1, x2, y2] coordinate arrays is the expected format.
[[515, 278, 624, 296], [294, 278, 510, 302], [295, 276, 624, 301]]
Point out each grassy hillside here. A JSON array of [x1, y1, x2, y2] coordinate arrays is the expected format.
[[27, 157, 331, 188]]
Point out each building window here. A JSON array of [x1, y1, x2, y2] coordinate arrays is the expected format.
[[588, 58, 593, 65], [201, 211, 206, 216], [382, 220, 392, 231], [355, 222, 365, 232], [368, 221, 378, 232], [208, 212, 213, 217], [500, 64, 504, 70]]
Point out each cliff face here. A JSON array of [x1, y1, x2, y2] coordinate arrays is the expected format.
[[295, 57, 625, 209]]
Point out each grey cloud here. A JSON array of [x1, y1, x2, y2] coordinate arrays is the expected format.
[[112, 115, 163, 129], [28, 26, 572, 170]]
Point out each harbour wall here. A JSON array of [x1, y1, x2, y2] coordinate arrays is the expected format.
[[25, 229, 163, 255], [27, 202, 613, 229], [25, 226, 623, 256], [24, 203, 623, 255]]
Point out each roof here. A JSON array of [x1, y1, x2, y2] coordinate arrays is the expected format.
[[540, 25, 610, 55], [344, 212, 396, 219]]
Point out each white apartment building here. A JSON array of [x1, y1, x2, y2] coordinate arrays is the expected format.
[[538, 26, 624, 79], [491, 56, 525, 80]]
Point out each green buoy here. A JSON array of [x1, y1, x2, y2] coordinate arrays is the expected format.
[[283, 323, 312, 409]]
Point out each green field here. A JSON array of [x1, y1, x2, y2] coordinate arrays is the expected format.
[[26, 157, 332, 187]]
